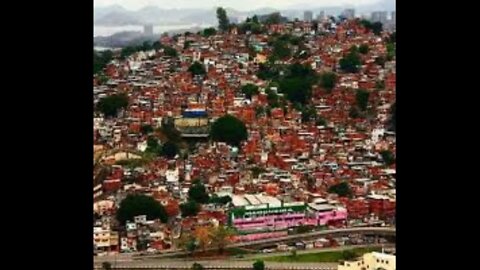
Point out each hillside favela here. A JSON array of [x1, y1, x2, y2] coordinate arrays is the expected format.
[[94, 1, 396, 269]]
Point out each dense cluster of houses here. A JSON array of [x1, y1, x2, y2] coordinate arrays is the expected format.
[[93, 17, 395, 255]]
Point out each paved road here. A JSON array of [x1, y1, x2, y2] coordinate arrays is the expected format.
[[94, 227, 395, 263], [234, 244, 395, 261]]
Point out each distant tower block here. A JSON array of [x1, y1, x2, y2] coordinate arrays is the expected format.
[[144, 24, 153, 36]]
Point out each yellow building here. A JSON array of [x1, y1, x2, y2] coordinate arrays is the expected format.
[[338, 252, 396, 270]]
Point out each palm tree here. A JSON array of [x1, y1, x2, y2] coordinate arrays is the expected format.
[[209, 225, 235, 254]]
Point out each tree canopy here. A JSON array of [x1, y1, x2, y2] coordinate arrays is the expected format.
[[360, 19, 383, 35], [279, 63, 318, 104], [96, 93, 129, 117], [209, 194, 232, 205], [209, 225, 235, 254], [217, 7, 230, 32], [141, 124, 154, 135], [356, 89, 370, 111], [188, 61, 206, 76], [340, 47, 362, 73], [180, 200, 200, 217], [188, 180, 210, 204], [253, 260, 265, 270], [389, 102, 396, 131], [210, 115, 248, 146], [160, 141, 178, 159], [116, 194, 168, 224], [94, 50, 113, 74], [319, 72, 337, 92], [359, 44, 370, 54], [241, 84, 259, 99], [328, 182, 353, 197], [202, 27, 217, 37], [192, 263, 204, 270], [380, 150, 395, 166]]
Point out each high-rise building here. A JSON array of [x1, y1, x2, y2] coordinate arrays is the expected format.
[[304, 11, 313, 22], [343, 8, 355, 19], [391, 11, 396, 22], [317, 11, 326, 21], [371, 11, 388, 23], [144, 24, 153, 36]]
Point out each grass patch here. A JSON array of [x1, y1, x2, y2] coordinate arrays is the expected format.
[[263, 247, 381, 263]]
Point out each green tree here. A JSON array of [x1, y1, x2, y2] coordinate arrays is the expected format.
[[328, 182, 353, 197], [340, 48, 361, 73], [389, 32, 396, 43], [380, 150, 395, 166], [142, 41, 153, 51], [360, 20, 382, 35], [188, 180, 210, 204], [210, 115, 248, 146], [160, 141, 178, 159], [141, 124, 154, 134], [356, 89, 370, 111], [116, 194, 168, 224], [386, 43, 395, 61], [163, 46, 178, 57], [301, 106, 317, 123], [94, 50, 113, 74], [202, 27, 217, 37], [359, 44, 370, 54], [270, 40, 291, 61], [241, 84, 259, 99], [375, 80, 385, 90], [102, 262, 112, 270], [153, 41, 162, 50], [186, 239, 197, 256], [265, 13, 282, 25], [349, 106, 361, 119], [209, 195, 232, 205], [278, 63, 318, 104], [252, 15, 259, 24], [375, 56, 386, 68], [280, 77, 312, 105], [256, 63, 280, 80], [371, 22, 383, 35], [120, 46, 138, 59], [188, 61, 206, 76], [177, 233, 197, 256], [217, 7, 230, 32], [180, 200, 200, 217], [184, 40, 193, 50], [146, 136, 161, 154], [209, 225, 235, 254], [253, 260, 265, 270], [192, 263, 204, 270], [320, 72, 337, 92], [97, 74, 110, 85], [96, 94, 129, 117], [316, 117, 327, 126], [389, 102, 396, 131]]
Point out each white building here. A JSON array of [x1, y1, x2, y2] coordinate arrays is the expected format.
[[338, 252, 396, 270]]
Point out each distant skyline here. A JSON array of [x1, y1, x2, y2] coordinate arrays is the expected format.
[[94, 0, 392, 12]]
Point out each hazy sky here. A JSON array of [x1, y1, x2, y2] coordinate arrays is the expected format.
[[94, 0, 384, 11]]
